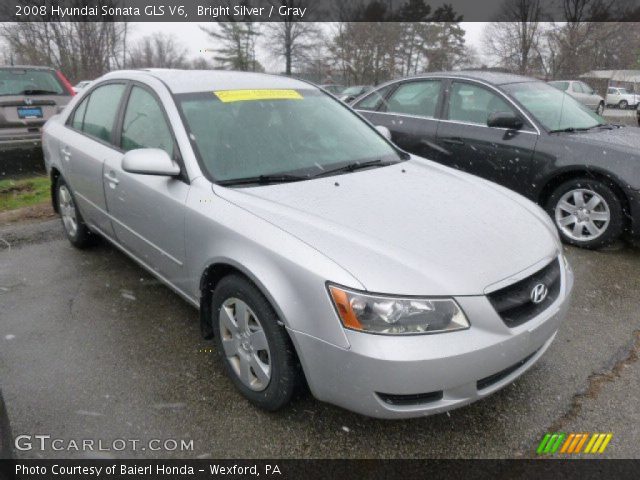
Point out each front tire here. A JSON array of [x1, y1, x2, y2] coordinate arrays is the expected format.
[[596, 102, 604, 115], [211, 274, 302, 411], [619, 100, 628, 109], [56, 177, 95, 249], [547, 178, 624, 249]]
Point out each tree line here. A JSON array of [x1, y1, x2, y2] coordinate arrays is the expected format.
[[1, 0, 640, 85], [483, 0, 640, 78]]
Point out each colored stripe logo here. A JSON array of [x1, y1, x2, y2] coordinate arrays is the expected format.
[[537, 433, 612, 454]]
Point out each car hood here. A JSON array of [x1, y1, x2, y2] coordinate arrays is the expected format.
[[559, 125, 640, 152], [214, 158, 559, 296]]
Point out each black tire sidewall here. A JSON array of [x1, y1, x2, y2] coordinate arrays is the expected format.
[[210, 275, 300, 411], [619, 100, 628, 109], [547, 178, 624, 249]]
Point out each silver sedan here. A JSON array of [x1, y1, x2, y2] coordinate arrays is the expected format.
[[42, 70, 573, 418]]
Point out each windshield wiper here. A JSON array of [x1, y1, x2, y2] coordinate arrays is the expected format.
[[550, 123, 616, 133], [312, 159, 395, 179], [548, 127, 590, 133], [217, 173, 309, 187]]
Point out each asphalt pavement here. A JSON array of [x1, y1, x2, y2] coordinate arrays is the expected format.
[[0, 218, 639, 459]]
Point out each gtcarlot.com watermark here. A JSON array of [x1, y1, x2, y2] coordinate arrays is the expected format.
[[15, 434, 194, 452]]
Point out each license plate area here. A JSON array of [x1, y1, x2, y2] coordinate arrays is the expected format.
[[17, 106, 43, 119]]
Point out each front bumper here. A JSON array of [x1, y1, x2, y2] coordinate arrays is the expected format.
[[291, 259, 573, 419]]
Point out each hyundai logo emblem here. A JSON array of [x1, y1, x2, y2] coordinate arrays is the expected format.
[[530, 283, 548, 304]]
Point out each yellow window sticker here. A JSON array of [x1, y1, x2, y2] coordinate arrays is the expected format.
[[214, 89, 303, 103]]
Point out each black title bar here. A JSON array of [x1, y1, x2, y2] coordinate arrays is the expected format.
[[2, 0, 640, 22]]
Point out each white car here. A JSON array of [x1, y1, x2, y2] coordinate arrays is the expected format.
[[548, 80, 604, 114], [606, 87, 640, 109]]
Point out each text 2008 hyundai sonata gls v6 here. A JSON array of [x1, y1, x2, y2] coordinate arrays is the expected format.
[[42, 70, 573, 418]]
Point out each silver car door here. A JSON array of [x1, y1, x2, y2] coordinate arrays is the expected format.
[[63, 83, 127, 238], [102, 84, 189, 289]]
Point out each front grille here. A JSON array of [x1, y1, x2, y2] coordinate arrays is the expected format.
[[476, 350, 538, 390], [376, 390, 443, 406], [487, 259, 561, 328]]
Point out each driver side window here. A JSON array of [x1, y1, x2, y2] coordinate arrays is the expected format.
[[121, 86, 175, 156], [447, 81, 517, 126]]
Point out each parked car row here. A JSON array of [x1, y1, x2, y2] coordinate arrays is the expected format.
[[9, 65, 638, 419]]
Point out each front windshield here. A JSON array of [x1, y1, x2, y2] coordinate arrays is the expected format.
[[503, 81, 603, 131], [177, 89, 399, 182]]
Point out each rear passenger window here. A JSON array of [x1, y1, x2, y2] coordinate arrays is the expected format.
[[70, 97, 88, 130], [383, 81, 441, 118], [121, 86, 174, 156], [82, 84, 125, 143]]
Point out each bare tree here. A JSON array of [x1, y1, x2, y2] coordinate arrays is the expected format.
[[128, 33, 189, 69], [264, 0, 320, 75], [201, 1, 262, 71], [482, 0, 545, 75], [1, 20, 128, 82]]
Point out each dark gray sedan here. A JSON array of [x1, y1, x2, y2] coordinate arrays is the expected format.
[[355, 71, 640, 249]]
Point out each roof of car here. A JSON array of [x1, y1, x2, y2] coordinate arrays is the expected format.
[[409, 70, 539, 86], [103, 69, 316, 94]]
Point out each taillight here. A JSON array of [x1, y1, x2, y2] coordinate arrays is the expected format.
[[56, 70, 75, 96]]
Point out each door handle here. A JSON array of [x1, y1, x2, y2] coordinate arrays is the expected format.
[[104, 172, 119, 185], [442, 138, 465, 146], [61, 146, 71, 161]]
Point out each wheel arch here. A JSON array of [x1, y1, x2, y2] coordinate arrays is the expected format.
[[198, 260, 287, 341], [538, 168, 631, 229], [50, 167, 62, 213]]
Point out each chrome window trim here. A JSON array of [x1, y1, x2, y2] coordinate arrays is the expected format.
[[357, 109, 439, 122], [361, 75, 543, 136], [437, 118, 538, 134], [356, 109, 538, 135]]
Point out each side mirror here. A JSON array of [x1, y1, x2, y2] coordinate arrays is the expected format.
[[122, 148, 180, 177], [487, 111, 523, 130], [375, 125, 392, 140]]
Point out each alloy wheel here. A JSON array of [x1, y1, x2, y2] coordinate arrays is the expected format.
[[58, 185, 78, 238], [554, 188, 610, 242], [218, 298, 271, 391]]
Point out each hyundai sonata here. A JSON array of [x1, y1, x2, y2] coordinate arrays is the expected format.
[[42, 70, 573, 418]]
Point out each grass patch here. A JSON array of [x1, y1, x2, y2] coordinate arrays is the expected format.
[[0, 176, 50, 212]]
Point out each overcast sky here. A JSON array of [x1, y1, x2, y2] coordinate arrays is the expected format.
[[130, 22, 489, 72]]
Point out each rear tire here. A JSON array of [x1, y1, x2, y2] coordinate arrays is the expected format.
[[211, 274, 302, 411], [56, 176, 95, 249], [619, 100, 628, 109], [546, 178, 624, 249], [596, 102, 604, 115]]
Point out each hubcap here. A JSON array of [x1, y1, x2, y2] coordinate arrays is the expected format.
[[218, 298, 271, 391], [555, 188, 610, 242], [58, 185, 78, 238]]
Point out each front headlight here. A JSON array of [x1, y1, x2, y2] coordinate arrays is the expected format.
[[328, 285, 470, 335]]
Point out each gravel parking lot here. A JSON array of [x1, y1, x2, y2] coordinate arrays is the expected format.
[[0, 218, 639, 459]]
